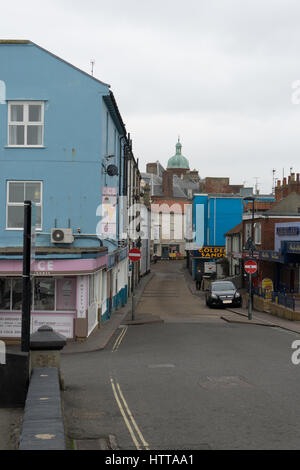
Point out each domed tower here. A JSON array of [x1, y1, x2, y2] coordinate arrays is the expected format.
[[167, 138, 190, 177]]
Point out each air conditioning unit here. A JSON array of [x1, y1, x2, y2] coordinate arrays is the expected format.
[[51, 228, 74, 244]]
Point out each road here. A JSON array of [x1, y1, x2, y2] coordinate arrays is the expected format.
[[61, 261, 300, 450]]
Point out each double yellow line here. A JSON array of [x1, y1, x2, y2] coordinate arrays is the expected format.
[[112, 327, 128, 352], [110, 377, 150, 450]]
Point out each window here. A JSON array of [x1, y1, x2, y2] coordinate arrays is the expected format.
[[34, 278, 55, 311], [0, 278, 11, 310], [245, 223, 252, 241], [7, 181, 42, 230], [8, 102, 44, 147], [254, 222, 262, 245]]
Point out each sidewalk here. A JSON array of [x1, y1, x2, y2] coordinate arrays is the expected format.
[[62, 270, 157, 355], [184, 267, 300, 334], [226, 304, 300, 334]]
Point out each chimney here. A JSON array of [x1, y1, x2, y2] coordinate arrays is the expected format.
[[162, 171, 174, 198]]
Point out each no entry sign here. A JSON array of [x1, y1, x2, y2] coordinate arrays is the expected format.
[[129, 248, 141, 262], [244, 259, 258, 275]]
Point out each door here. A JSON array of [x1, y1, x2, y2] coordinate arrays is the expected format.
[[161, 245, 169, 259]]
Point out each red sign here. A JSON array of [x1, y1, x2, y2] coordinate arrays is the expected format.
[[244, 259, 258, 274], [129, 248, 141, 262]]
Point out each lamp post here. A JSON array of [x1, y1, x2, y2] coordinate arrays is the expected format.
[[243, 196, 256, 320]]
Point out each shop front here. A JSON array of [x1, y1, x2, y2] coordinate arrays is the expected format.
[[190, 246, 226, 279], [0, 253, 108, 341]]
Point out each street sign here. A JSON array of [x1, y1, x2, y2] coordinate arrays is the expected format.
[[244, 259, 258, 274], [129, 248, 141, 262]]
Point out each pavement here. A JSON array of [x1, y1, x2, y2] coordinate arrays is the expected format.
[[184, 266, 300, 334], [62, 270, 160, 355]]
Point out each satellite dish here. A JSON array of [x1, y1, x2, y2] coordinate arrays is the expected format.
[[107, 164, 118, 176]]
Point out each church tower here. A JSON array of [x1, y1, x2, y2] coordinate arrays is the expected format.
[[167, 138, 190, 177]]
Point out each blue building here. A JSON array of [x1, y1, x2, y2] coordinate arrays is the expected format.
[[189, 193, 244, 278], [0, 40, 133, 340]]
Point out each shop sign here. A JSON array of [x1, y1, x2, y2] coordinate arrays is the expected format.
[[0, 313, 74, 339], [259, 250, 284, 263], [204, 262, 216, 274], [262, 278, 273, 299], [286, 242, 300, 254], [77, 276, 88, 318], [193, 247, 225, 258], [277, 226, 300, 236], [31, 315, 74, 339], [0, 314, 21, 338]]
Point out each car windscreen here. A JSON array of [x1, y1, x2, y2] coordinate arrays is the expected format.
[[212, 282, 235, 291]]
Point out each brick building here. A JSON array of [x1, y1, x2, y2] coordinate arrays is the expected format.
[[242, 192, 300, 292]]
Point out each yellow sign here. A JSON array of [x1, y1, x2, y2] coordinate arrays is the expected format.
[[262, 278, 273, 298], [197, 247, 226, 259]]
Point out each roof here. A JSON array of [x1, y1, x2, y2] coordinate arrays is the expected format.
[[0, 39, 110, 88], [265, 192, 300, 215], [225, 222, 243, 236], [167, 140, 189, 169]]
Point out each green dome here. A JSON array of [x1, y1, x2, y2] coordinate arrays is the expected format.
[[167, 139, 189, 169]]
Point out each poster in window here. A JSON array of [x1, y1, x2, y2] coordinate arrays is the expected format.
[[57, 278, 76, 311]]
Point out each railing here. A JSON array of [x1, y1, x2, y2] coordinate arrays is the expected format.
[[272, 292, 295, 311], [253, 287, 296, 310]]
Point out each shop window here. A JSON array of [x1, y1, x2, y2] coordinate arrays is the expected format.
[[0, 279, 11, 310], [56, 278, 76, 310], [33, 278, 55, 311], [12, 279, 23, 310]]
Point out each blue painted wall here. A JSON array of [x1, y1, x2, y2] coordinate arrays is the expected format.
[[193, 194, 244, 247], [0, 42, 125, 253]]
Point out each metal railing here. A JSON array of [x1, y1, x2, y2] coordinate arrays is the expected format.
[[272, 292, 295, 311], [252, 287, 296, 310]]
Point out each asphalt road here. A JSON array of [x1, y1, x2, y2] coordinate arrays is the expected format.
[[61, 262, 300, 450]]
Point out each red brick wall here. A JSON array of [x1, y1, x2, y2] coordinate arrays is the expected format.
[[162, 171, 174, 198], [204, 177, 242, 194], [275, 173, 300, 201]]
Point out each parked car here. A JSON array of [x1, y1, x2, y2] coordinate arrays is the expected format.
[[205, 280, 242, 308]]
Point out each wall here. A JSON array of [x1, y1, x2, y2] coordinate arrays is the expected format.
[[0, 43, 111, 248]]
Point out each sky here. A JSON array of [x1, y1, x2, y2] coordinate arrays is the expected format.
[[2, 0, 300, 194]]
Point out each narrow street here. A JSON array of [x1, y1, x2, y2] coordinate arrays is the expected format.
[[61, 261, 300, 450]]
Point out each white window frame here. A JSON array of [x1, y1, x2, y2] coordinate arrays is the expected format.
[[6, 180, 43, 231], [254, 222, 262, 245], [7, 101, 44, 147]]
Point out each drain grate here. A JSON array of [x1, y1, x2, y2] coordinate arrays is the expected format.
[[74, 434, 118, 450]]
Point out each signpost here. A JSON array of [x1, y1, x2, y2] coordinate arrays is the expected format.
[[129, 248, 141, 321], [21, 201, 32, 353], [244, 259, 258, 321]]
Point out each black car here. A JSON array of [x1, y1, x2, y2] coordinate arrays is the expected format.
[[205, 280, 242, 308]]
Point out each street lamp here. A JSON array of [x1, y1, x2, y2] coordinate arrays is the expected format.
[[243, 196, 256, 320]]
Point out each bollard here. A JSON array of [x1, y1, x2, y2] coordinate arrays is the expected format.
[[30, 325, 67, 390]]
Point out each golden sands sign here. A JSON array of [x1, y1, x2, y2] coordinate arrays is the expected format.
[[196, 247, 226, 258]]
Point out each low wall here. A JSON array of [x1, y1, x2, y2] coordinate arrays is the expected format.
[[19, 367, 66, 450], [246, 294, 300, 321]]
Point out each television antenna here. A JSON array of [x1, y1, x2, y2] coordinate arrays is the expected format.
[[90, 59, 95, 76]]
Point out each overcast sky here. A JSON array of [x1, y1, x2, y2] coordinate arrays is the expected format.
[[2, 0, 300, 194]]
